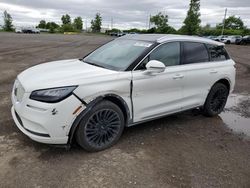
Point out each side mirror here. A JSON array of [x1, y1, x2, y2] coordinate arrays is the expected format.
[[145, 60, 165, 73]]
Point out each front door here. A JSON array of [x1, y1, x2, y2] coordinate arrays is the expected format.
[[132, 42, 184, 122]]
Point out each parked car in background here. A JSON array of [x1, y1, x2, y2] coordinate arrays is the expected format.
[[38, 28, 49, 33], [204, 36, 216, 40], [235, 37, 242, 45], [129, 32, 138, 34], [109, 32, 127, 37], [109, 32, 117, 36], [221, 35, 242, 44], [11, 34, 235, 152], [240, 36, 250, 45], [117, 32, 126, 37], [22, 27, 40, 34], [214, 35, 227, 42], [32, 28, 40, 34], [15, 28, 23, 33]]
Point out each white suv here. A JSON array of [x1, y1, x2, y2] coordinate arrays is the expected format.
[[11, 34, 235, 151], [221, 35, 242, 44]]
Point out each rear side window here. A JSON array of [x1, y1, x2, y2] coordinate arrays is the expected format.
[[206, 44, 229, 61], [182, 42, 209, 64]]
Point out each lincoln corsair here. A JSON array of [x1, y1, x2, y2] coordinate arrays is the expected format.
[[11, 34, 235, 151]]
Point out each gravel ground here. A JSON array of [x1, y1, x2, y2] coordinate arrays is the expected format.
[[0, 32, 249, 188]]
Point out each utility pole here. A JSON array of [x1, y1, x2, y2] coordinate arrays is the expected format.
[[111, 17, 113, 29], [85, 18, 87, 31], [149, 14, 151, 29], [221, 8, 227, 35], [146, 15, 148, 29]]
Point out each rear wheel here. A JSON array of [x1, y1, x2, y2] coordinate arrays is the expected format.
[[203, 83, 229, 117], [76, 100, 124, 152]]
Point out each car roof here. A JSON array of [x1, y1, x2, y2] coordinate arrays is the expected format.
[[120, 34, 224, 46]]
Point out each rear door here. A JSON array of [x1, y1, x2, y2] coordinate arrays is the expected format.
[[180, 42, 231, 110], [180, 42, 211, 110], [205, 44, 234, 90]]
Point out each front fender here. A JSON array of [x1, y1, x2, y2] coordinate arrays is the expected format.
[[67, 93, 132, 145]]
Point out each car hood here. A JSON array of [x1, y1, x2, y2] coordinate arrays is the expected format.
[[18, 59, 119, 92]]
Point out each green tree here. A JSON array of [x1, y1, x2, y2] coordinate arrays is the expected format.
[[60, 24, 74, 32], [91, 13, 102, 32], [3, 10, 14, 31], [46, 22, 59, 33], [38, 20, 46, 29], [181, 0, 201, 35], [217, 16, 245, 30], [61, 14, 75, 32], [109, 28, 121, 33], [73, 17, 83, 31], [150, 12, 168, 30], [150, 12, 176, 33], [61, 14, 71, 25]]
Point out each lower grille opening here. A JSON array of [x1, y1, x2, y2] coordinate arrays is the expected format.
[[15, 110, 23, 126], [14, 110, 50, 138]]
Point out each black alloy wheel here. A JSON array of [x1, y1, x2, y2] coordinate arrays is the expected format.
[[85, 109, 121, 147], [209, 87, 228, 113], [76, 100, 124, 152], [203, 83, 229, 117]]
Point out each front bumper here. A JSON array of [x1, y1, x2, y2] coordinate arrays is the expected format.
[[11, 107, 69, 144], [11, 85, 85, 144]]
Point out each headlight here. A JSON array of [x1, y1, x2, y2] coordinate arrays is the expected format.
[[30, 86, 77, 103]]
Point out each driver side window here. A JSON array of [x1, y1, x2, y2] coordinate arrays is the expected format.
[[136, 42, 180, 70]]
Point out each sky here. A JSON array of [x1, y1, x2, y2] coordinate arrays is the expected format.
[[0, 0, 250, 30]]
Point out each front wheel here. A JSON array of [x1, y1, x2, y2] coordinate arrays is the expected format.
[[202, 83, 229, 117], [76, 100, 124, 152]]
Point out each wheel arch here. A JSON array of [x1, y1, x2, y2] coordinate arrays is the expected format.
[[203, 78, 231, 117], [213, 78, 231, 92], [67, 93, 131, 145], [102, 94, 131, 125]]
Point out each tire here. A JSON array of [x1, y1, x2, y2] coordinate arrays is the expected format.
[[203, 83, 229, 117], [76, 100, 125, 152]]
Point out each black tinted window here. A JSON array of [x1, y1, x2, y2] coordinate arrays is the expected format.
[[182, 42, 209, 64], [207, 44, 229, 61], [149, 42, 180, 66]]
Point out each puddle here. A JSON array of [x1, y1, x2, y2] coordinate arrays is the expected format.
[[220, 93, 250, 137]]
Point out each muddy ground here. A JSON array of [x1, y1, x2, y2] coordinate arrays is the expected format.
[[0, 32, 249, 188]]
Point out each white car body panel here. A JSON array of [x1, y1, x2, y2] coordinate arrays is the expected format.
[[13, 59, 132, 143], [11, 87, 84, 144], [132, 67, 183, 122], [11, 34, 236, 145], [179, 59, 235, 110], [18, 59, 118, 92]]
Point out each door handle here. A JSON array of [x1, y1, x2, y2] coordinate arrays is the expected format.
[[210, 70, 218, 74], [173, 74, 184, 79]]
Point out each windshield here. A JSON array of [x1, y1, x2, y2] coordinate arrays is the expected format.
[[83, 39, 153, 71]]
